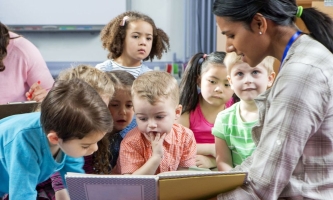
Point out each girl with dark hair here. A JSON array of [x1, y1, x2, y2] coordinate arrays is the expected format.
[[177, 51, 233, 169], [212, 0, 333, 199], [0, 22, 54, 104]]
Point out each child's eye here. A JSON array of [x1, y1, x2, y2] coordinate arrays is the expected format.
[[208, 80, 216, 84], [139, 117, 147, 121], [147, 37, 152, 41], [156, 116, 165, 120], [252, 70, 259, 75], [82, 146, 90, 149], [126, 104, 133, 109], [236, 72, 243, 76], [109, 104, 118, 107], [227, 34, 234, 39], [132, 35, 139, 39], [225, 83, 231, 87]]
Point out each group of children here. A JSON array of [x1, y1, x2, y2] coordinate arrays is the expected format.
[[0, 10, 276, 199]]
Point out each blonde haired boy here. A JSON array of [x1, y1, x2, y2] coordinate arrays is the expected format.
[[213, 52, 276, 171], [117, 71, 197, 175]]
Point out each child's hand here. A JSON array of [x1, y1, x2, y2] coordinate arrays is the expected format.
[[145, 132, 166, 159], [195, 155, 217, 169], [26, 81, 47, 102]]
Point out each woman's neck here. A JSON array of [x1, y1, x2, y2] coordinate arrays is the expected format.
[[267, 23, 300, 62], [239, 100, 258, 122], [114, 56, 141, 67]]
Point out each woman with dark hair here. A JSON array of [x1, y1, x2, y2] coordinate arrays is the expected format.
[[212, 0, 333, 199], [0, 22, 54, 104]]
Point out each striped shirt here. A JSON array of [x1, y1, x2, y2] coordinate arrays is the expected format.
[[218, 35, 333, 199], [117, 123, 197, 174], [95, 59, 151, 78], [213, 102, 257, 167]]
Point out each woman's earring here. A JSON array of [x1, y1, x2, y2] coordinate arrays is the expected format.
[[259, 31, 262, 35]]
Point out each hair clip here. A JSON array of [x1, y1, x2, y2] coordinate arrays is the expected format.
[[120, 16, 129, 26], [296, 6, 303, 18], [203, 54, 207, 59]]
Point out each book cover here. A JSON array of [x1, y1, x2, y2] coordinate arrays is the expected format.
[[66, 173, 158, 200], [65, 171, 247, 200]]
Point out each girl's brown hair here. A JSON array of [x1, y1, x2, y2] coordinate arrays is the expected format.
[[100, 11, 170, 61]]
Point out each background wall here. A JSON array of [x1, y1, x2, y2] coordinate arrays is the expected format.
[[1, 1, 185, 64]]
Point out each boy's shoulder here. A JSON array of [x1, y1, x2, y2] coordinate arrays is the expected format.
[[215, 102, 239, 122], [121, 126, 147, 147], [170, 123, 195, 139]]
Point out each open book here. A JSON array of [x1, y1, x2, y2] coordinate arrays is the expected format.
[[65, 170, 247, 200]]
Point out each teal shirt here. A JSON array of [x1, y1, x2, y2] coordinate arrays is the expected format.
[[0, 112, 84, 200], [212, 102, 257, 167]]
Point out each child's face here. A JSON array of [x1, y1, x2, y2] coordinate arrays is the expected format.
[[198, 64, 233, 107], [228, 62, 274, 101], [108, 88, 134, 133], [133, 96, 181, 137], [122, 20, 153, 62], [58, 132, 106, 158]]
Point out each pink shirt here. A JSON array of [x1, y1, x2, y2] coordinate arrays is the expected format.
[[0, 32, 54, 104], [189, 103, 214, 143]]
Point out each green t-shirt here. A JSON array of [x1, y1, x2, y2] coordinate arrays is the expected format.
[[212, 102, 257, 167]]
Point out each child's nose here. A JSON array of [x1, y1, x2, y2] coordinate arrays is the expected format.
[[245, 75, 254, 84], [90, 143, 98, 154], [148, 119, 157, 128]]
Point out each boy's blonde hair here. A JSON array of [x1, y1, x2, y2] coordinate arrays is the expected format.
[[57, 64, 114, 100], [224, 52, 275, 75], [132, 71, 179, 106]]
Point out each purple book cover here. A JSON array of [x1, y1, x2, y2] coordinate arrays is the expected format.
[[65, 173, 158, 200]]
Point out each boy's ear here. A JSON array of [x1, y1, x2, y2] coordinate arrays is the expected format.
[[47, 131, 60, 145], [227, 75, 234, 90], [175, 104, 182, 120], [267, 71, 276, 88]]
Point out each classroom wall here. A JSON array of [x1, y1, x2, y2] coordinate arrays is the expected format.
[[17, 1, 184, 64]]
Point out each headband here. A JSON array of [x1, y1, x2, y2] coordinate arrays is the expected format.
[[296, 6, 303, 18], [120, 16, 129, 26]]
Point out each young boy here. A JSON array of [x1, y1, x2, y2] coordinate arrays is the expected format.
[[0, 78, 112, 200], [213, 53, 276, 171], [117, 71, 197, 175]]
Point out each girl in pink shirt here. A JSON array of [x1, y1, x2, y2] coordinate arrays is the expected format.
[[0, 22, 54, 104], [177, 51, 234, 169]]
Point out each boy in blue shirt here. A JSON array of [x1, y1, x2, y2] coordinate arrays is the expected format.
[[0, 78, 112, 200]]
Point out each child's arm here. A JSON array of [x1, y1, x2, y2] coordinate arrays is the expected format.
[[131, 133, 166, 175], [196, 144, 217, 169], [176, 112, 190, 127], [215, 137, 233, 171], [197, 143, 216, 157], [54, 189, 70, 200]]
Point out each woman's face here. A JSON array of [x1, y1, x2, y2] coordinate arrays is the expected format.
[[215, 16, 268, 68]]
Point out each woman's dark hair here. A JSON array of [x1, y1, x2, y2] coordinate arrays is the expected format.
[[213, 0, 333, 53], [179, 51, 226, 114], [0, 22, 10, 72]]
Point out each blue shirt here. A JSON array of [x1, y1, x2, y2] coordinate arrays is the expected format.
[[0, 112, 84, 200]]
